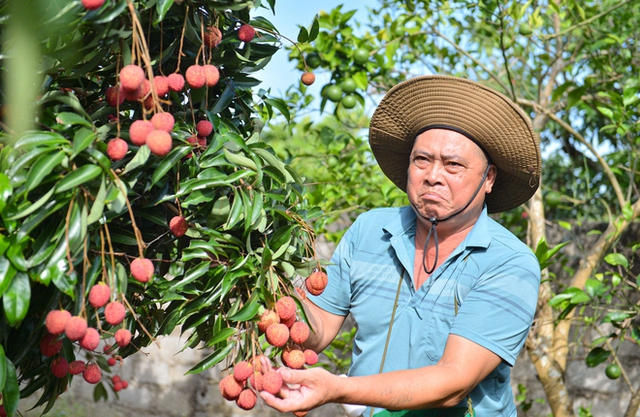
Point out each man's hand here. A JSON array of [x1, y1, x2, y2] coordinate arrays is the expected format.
[[259, 366, 339, 413]]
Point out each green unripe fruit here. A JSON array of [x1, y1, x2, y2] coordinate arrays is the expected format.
[[326, 85, 343, 102], [605, 363, 621, 379], [341, 95, 357, 109], [353, 47, 369, 65], [341, 78, 357, 94], [518, 23, 532, 36], [306, 52, 321, 69]]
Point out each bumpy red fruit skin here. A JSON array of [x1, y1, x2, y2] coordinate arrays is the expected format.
[[265, 323, 289, 347], [249, 371, 263, 391], [83, 363, 102, 384], [305, 271, 328, 296], [169, 216, 189, 237], [261, 370, 283, 395], [203, 65, 220, 87], [238, 24, 256, 43], [119, 65, 145, 91], [290, 321, 310, 345], [233, 361, 253, 382], [107, 138, 128, 161], [281, 313, 296, 328], [185, 65, 206, 89], [88, 283, 110, 308], [203, 26, 222, 48], [153, 75, 170, 97], [69, 360, 86, 375], [40, 333, 63, 357], [131, 257, 154, 283], [219, 374, 243, 400], [104, 301, 126, 325], [301, 72, 316, 86], [129, 120, 154, 146], [115, 328, 132, 347], [196, 120, 213, 137], [51, 357, 69, 378], [81, 0, 105, 10], [257, 310, 279, 333], [151, 112, 175, 132], [46, 310, 71, 335], [65, 316, 88, 341], [168, 73, 185, 92], [146, 130, 173, 157], [79, 327, 100, 351], [283, 349, 305, 369], [236, 388, 257, 410], [106, 85, 124, 107], [304, 349, 319, 366], [276, 296, 297, 321]]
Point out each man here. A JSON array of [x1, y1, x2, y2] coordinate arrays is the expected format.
[[261, 75, 542, 416]]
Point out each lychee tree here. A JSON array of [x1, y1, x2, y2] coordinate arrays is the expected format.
[[0, 0, 325, 415]]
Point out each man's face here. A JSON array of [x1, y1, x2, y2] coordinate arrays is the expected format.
[[406, 128, 496, 221]]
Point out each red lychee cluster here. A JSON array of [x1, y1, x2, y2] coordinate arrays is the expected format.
[[305, 270, 328, 296], [130, 257, 154, 283], [238, 24, 256, 43], [219, 357, 285, 411], [81, 0, 105, 11], [204, 26, 223, 48]]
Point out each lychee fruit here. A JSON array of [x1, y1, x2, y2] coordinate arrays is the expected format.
[[40, 333, 62, 357], [106, 85, 124, 107], [65, 316, 88, 341], [257, 310, 279, 334], [153, 75, 170, 97], [169, 215, 189, 237], [238, 24, 256, 43], [305, 271, 328, 296], [83, 363, 102, 384], [219, 374, 244, 400], [151, 112, 175, 132], [113, 379, 124, 391], [203, 64, 220, 87], [119, 65, 145, 91], [69, 360, 86, 375], [265, 323, 289, 347], [233, 361, 253, 382], [261, 370, 283, 395], [146, 129, 173, 157], [115, 328, 132, 347], [283, 348, 305, 369], [276, 296, 297, 321], [107, 357, 117, 366], [185, 65, 206, 89], [290, 321, 310, 345], [131, 257, 154, 283], [203, 26, 223, 48], [304, 349, 319, 366], [168, 73, 185, 92], [301, 72, 315, 86], [293, 411, 309, 417], [186, 135, 198, 146], [196, 120, 213, 137], [104, 301, 126, 325], [281, 313, 297, 328], [81, 0, 105, 10], [88, 283, 110, 308], [236, 388, 257, 410], [129, 119, 154, 146], [249, 371, 263, 391], [79, 327, 100, 351], [107, 138, 128, 161], [197, 136, 207, 147], [45, 309, 71, 335], [51, 357, 69, 378], [123, 85, 144, 101]]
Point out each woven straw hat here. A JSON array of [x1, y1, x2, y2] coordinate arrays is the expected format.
[[369, 75, 541, 213]]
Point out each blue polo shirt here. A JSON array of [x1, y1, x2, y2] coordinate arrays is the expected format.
[[308, 206, 540, 416]]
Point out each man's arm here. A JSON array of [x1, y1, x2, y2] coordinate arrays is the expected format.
[[261, 334, 502, 412], [298, 295, 346, 352]]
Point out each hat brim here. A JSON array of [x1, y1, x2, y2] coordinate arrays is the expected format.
[[369, 75, 541, 213]]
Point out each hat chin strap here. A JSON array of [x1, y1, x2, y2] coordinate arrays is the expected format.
[[415, 163, 492, 275]]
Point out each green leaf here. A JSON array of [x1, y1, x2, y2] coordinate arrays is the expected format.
[[14, 130, 68, 150], [25, 150, 65, 192], [3, 359, 19, 416], [124, 144, 150, 172], [155, 0, 175, 22], [0, 344, 5, 391], [228, 291, 261, 322], [264, 98, 291, 121], [186, 342, 235, 375], [87, 177, 107, 224], [0, 173, 12, 212], [56, 164, 102, 192], [5, 186, 55, 220], [204, 327, 236, 348], [297, 26, 309, 43], [71, 127, 97, 159], [3, 271, 30, 326], [585, 347, 610, 367], [56, 111, 92, 128], [150, 145, 191, 186], [604, 253, 628, 268], [596, 106, 614, 119]]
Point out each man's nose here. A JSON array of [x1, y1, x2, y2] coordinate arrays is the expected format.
[[423, 161, 444, 184]]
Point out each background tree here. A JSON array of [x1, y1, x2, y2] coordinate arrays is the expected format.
[[276, 0, 640, 416]]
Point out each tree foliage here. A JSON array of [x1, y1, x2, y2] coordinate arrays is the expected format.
[[0, 0, 323, 414]]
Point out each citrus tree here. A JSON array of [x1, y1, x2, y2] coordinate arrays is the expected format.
[[0, 0, 328, 415], [276, 1, 640, 416]]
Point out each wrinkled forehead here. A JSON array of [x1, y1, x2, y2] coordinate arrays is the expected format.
[[412, 126, 492, 164]]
